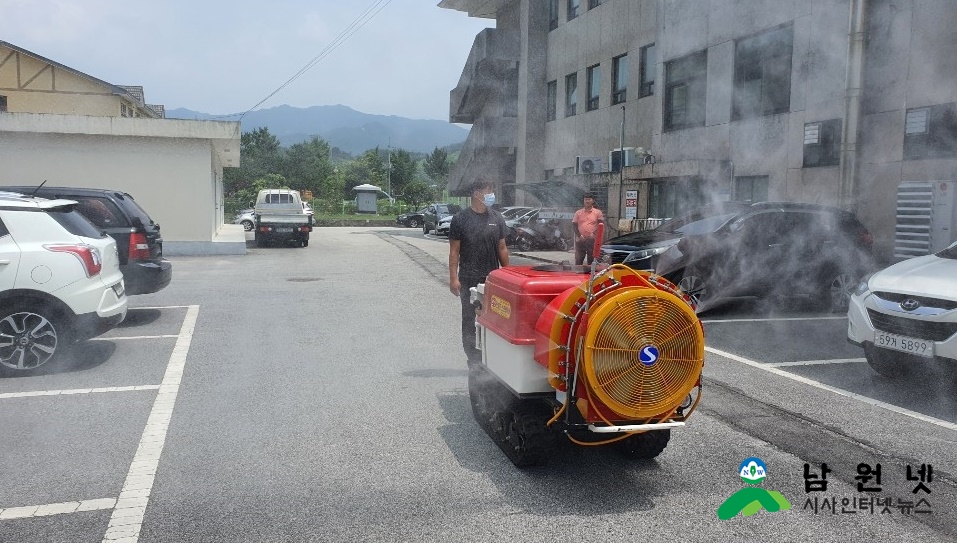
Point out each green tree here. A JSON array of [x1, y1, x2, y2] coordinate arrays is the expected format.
[[341, 148, 386, 200], [388, 148, 418, 198], [224, 127, 283, 197], [423, 147, 450, 191], [282, 136, 334, 197], [402, 180, 436, 209]]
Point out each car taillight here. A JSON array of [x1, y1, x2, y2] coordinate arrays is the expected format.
[[129, 231, 151, 260], [45, 244, 102, 277]]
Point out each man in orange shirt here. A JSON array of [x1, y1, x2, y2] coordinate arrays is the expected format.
[[572, 192, 604, 265]]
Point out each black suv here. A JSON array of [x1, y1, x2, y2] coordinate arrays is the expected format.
[[3, 186, 172, 295], [651, 202, 875, 312], [422, 203, 462, 234], [601, 202, 752, 271]]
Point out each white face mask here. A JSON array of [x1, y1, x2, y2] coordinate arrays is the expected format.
[[483, 192, 496, 207]]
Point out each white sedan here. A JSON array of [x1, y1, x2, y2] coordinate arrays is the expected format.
[[232, 209, 255, 231], [847, 241, 957, 378]]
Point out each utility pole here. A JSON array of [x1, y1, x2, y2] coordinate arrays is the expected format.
[[618, 105, 625, 225], [387, 137, 392, 197]]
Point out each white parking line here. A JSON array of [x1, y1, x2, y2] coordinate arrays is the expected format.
[[0, 498, 116, 520], [0, 385, 160, 400], [102, 304, 199, 543], [765, 358, 866, 367], [91, 335, 179, 341], [706, 346, 957, 431], [128, 306, 190, 310], [701, 316, 848, 324]]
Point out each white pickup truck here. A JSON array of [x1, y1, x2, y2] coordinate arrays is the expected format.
[[253, 189, 313, 247]]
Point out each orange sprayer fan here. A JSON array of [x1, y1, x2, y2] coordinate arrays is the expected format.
[[580, 286, 703, 420]]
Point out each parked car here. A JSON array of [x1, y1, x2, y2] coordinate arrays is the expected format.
[[436, 214, 453, 236], [2, 185, 172, 295], [422, 203, 462, 234], [847, 240, 957, 378], [253, 189, 313, 247], [654, 202, 875, 312], [396, 208, 426, 228], [233, 208, 255, 231], [601, 202, 752, 271], [0, 191, 127, 372]]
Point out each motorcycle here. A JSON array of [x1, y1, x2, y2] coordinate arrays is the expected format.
[[513, 217, 570, 251]]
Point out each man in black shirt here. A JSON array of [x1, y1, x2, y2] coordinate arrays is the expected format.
[[449, 179, 509, 367]]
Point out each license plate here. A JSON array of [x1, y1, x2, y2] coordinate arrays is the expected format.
[[276, 228, 293, 233], [874, 331, 934, 358]]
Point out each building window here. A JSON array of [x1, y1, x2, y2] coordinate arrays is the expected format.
[[664, 50, 707, 131], [565, 72, 578, 117], [120, 103, 129, 117], [549, 0, 559, 31], [567, 0, 580, 20], [734, 176, 769, 204], [639, 44, 656, 97], [588, 0, 602, 8], [546, 80, 557, 122], [649, 179, 706, 219], [0, 95, 7, 112], [803, 119, 842, 168], [586, 64, 600, 111], [904, 103, 957, 159], [732, 24, 793, 120], [612, 54, 628, 105]]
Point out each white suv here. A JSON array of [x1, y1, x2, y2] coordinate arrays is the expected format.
[[0, 192, 127, 372], [847, 241, 957, 378]]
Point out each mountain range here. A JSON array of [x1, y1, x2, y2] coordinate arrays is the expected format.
[[166, 104, 468, 156]]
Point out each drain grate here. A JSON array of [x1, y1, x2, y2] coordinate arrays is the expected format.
[[287, 277, 322, 283]]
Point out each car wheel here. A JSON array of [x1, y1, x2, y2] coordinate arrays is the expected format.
[[517, 235, 533, 252], [823, 269, 856, 313], [864, 345, 909, 378], [241, 220, 254, 232], [0, 303, 68, 372], [409, 219, 419, 229], [677, 268, 711, 306]]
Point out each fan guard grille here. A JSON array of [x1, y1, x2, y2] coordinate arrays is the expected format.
[[582, 288, 704, 420]]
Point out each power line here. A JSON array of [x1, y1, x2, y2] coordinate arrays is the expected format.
[[236, 0, 394, 120]]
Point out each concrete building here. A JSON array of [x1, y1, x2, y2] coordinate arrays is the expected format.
[[439, 0, 957, 260], [0, 41, 243, 255]]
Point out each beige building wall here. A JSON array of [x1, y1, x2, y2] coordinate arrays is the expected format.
[[0, 44, 151, 117], [0, 113, 241, 255]]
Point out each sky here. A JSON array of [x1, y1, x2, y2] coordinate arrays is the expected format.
[[0, 0, 492, 120]]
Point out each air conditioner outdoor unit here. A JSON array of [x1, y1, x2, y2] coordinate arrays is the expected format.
[[608, 147, 636, 173], [575, 156, 604, 175], [893, 180, 957, 259]]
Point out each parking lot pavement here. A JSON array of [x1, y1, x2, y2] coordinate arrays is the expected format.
[[0, 304, 199, 542]]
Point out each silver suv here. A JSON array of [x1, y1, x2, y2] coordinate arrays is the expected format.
[[0, 192, 127, 372]]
